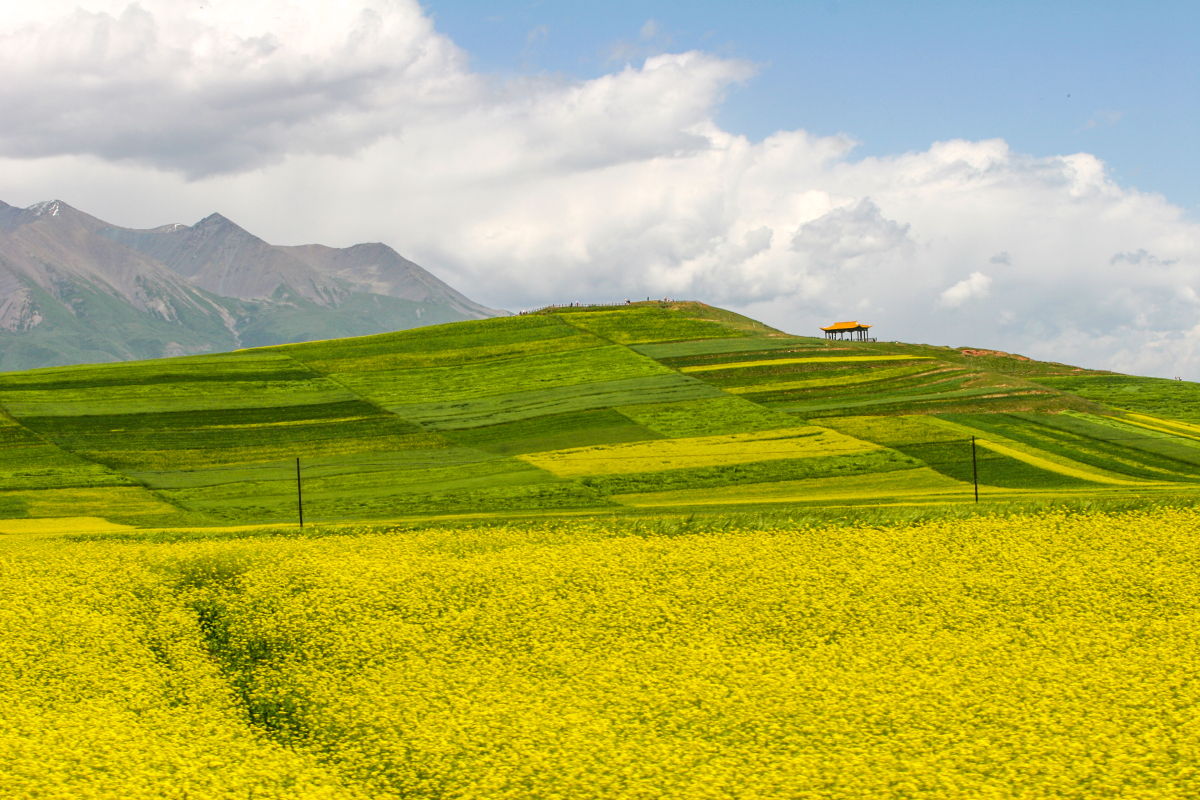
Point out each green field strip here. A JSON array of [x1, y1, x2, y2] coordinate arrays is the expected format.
[[164, 460, 601, 522], [16, 400, 394, 436], [128, 446, 503, 490], [890, 440, 1099, 489], [723, 364, 941, 394], [441, 409, 664, 455], [333, 345, 673, 408], [576, 449, 920, 496], [0, 425, 135, 490], [1122, 412, 1200, 439], [611, 467, 971, 507], [817, 415, 968, 447], [281, 314, 609, 372], [0, 351, 313, 391], [680, 355, 933, 373], [388, 373, 725, 430], [939, 413, 1200, 482], [633, 337, 815, 360], [519, 426, 881, 477], [30, 415, 426, 455], [1106, 413, 1200, 443], [0, 486, 198, 525], [1040, 412, 1200, 469], [555, 307, 752, 345], [0, 377, 358, 417], [922, 416, 1150, 486], [72, 432, 452, 471], [615, 396, 798, 437], [770, 385, 1051, 415], [726, 371, 974, 403], [1032, 374, 1200, 423]]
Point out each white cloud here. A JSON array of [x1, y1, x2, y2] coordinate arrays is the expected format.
[[3, 0, 1200, 379], [939, 272, 992, 308]]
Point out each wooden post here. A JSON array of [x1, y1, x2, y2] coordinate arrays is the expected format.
[[971, 437, 979, 503], [296, 457, 304, 528]]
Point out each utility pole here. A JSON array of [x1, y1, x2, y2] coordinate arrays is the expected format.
[[971, 436, 979, 503], [296, 457, 304, 528]]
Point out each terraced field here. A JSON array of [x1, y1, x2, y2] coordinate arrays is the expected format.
[[0, 300, 1197, 526]]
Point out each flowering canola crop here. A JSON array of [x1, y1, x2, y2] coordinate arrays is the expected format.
[[4, 508, 1200, 798]]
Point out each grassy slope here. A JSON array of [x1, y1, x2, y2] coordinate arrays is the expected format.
[[0, 299, 1196, 526]]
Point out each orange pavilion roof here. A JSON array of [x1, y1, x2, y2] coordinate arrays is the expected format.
[[821, 320, 871, 332]]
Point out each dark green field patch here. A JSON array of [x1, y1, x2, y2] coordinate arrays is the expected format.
[[442, 409, 662, 455], [19, 400, 403, 436], [162, 455, 588, 522], [933, 413, 1200, 482], [0, 352, 314, 391], [893, 441, 1097, 489], [0, 425, 133, 490]]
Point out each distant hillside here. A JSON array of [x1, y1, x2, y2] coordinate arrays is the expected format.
[[0, 199, 505, 370], [0, 300, 1197, 528]]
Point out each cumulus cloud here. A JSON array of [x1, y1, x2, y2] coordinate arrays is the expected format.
[[939, 272, 992, 308], [0, 0, 478, 176], [3, 0, 1200, 378]]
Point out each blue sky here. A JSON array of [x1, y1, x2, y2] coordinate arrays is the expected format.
[[428, 0, 1200, 213]]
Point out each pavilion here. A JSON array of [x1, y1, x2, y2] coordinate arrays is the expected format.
[[821, 321, 874, 341]]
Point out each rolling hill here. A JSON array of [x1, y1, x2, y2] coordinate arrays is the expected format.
[[0, 199, 504, 371], [0, 300, 1196, 529]]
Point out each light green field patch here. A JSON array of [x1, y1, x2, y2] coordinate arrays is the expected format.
[[0, 486, 190, 525], [680, 355, 933, 373], [559, 308, 750, 345], [616, 397, 797, 437], [1123, 412, 1200, 440], [612, 467, 969, 506], [819, 415, 966, 447], [924, 416, 1150, 486], [0, 516, 134, 535], [633, 337, 817, 359], [0, 378, 356, 417], [390, 374, 724, 430], [726, 364, 938, 394], [1074, 411, 1200, 446], [335, 345, 671, 407], [519, 426, 880, 477]]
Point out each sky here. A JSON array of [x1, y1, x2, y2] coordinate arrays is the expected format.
[[2, 0, 1199, 378]]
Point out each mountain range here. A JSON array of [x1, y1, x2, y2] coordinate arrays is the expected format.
[[0, 199, 504, 371]]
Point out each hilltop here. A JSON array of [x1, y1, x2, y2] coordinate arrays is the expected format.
[[0, 199, 504, 371], [0, 300, 1197, 529]]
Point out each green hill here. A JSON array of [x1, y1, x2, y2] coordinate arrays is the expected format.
[[1, 300, 1198, 528]]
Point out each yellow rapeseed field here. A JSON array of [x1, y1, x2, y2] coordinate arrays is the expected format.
[[4, 508, 1200, 798], [519, 426, 879, 476]]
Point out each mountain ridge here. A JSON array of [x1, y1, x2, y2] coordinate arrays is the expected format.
[[0, 199, 506, 371]]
